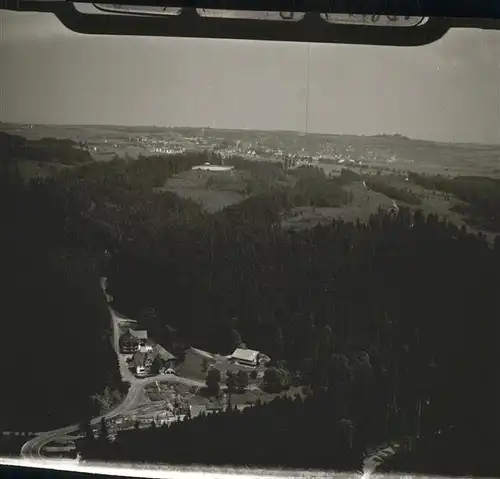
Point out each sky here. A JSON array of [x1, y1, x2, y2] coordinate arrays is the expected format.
[[1, 9, 499, 143]]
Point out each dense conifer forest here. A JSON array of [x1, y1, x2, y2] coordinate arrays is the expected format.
[[1, 132, 498, 474]]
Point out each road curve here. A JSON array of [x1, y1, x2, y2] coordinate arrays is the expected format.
[[20, 381, 141, 460], [20, 373, 205, 460], [21, 278, 205, 461]]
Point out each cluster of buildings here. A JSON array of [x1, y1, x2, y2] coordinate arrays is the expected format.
[[126, 130, 381, 171], [181, 345, 270, 385], [119, 328, 176, 378], [117, 307, 270, 383], [135, 135, 197, 154]]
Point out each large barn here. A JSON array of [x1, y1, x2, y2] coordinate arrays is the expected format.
[[229, 348, 260, 367]]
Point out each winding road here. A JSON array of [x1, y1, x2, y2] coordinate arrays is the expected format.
[[21, 279, 205, 461], [19, 275, 401, 475], [20, 373, 205, 460]]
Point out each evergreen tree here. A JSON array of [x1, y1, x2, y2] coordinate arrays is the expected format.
[[206, 368, 221, 396]]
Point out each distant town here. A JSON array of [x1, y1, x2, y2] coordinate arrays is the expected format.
[[2, 123, 420, 168]]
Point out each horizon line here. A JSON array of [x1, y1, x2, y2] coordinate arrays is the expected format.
[[1, 121, 498, 148]]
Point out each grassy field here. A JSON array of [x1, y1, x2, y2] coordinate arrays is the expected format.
[[16, 160, 68, 181], [283, 171, 498, 242], [362, 173, 498, 242], [162, 167, 295, 213], [282, 180, 395, 230], [174, 349, 217, 382], [163, 170, 248, 213]]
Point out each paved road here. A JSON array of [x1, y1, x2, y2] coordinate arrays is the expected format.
[[21, 278, 205, 461], [20, 373, 205, 460]]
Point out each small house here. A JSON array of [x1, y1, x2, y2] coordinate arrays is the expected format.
[[130, 351, 148, 377], [146, 344, 176, 374], [153, 344, 176, 369]]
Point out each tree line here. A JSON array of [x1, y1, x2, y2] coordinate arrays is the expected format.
[[409, 172, 500, 232], [0, 131, 93, 165], [78, 393, 363, 472], [364, 177, 422, 205]]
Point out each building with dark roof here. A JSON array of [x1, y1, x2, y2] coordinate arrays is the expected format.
[[119, 328, 148, 354], [129, 344, 177, 377], [154, 344, 176, 362]]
